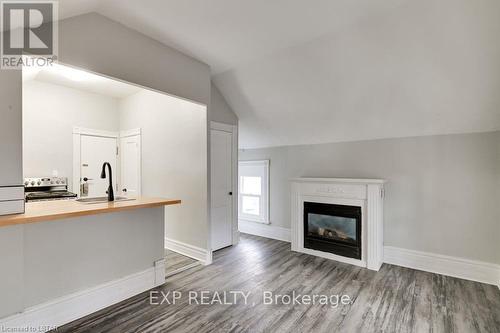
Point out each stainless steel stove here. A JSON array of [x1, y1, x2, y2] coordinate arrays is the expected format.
[[24, 177, 77, 202]]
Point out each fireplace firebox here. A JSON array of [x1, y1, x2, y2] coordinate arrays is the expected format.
[[303, 202, 361, 259]]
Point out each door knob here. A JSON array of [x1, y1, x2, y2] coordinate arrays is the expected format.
[[228, 192, 233, 196], [122, 188, 127, 192], [83, 177, 93, 182]]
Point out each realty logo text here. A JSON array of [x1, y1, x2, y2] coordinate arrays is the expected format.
[[1, 1, 58, 69]]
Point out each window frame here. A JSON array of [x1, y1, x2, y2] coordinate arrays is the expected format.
[[238, 160, 270, 224]]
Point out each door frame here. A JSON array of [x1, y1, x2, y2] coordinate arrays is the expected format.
[[119, 128, 142, 197], [72, 127, 119, 197], [209, 121, 239, 252]]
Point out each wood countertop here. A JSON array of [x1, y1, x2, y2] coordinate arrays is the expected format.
[[0, 197, 181, 228]]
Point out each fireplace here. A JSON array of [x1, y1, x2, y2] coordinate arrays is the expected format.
[[303, 201, 362, 259], [292, 178, 385, 270]]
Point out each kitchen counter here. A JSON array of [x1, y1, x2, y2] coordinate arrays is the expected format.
[[0, 197, 181, 227], [0, 195, 175, 322]]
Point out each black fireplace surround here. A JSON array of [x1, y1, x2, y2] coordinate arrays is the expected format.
[[303, 201, 362, 259]]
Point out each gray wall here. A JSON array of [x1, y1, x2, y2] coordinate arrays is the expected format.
[[240, 131, 500, 265], [210, 83, 238, 125], [23, 208, 164, 308], [0, 72, 22, 186], [0, 225, 23, 318], [58, 13, 211, 106], [0, 207, 164, 318]]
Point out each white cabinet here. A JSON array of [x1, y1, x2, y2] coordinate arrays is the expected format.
[[0, 187, 25, 215]]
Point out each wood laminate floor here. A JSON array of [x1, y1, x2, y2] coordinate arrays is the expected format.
[[165, 249, 199, 276], [58, 234, 500, 333]]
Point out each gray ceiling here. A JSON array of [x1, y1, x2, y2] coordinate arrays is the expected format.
[[60, 0, 500, 148]]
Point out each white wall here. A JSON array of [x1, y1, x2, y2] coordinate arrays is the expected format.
[[58, 12, 212, 252], [119, 90, 207, 249], [23, 77, 209, 252], [23, 80, 208, 250], [0, 12, 212, 319], [23, 80, 120, 190], [240, 131, 500, 265]]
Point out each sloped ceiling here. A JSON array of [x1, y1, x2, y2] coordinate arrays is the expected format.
[[60, 0, 500, 148]]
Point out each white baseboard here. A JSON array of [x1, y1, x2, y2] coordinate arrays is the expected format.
[[165, 262, 201, 278], [0, 265, 164, 332], [165, 238, 212, 265], [232, 230, 240, 245], [154, 258, 166, 286], [384, 246, 500, 287], [239, 220, 291, 242]]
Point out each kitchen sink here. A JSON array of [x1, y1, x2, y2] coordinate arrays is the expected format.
[[75, 196, 135, 204]]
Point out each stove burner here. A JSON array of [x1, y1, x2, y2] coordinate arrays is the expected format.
[[25, 191, 77, 202]]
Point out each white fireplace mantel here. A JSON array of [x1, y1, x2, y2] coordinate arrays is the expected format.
[[291, 178, 386, 271]]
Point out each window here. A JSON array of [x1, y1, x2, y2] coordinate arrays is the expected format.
[[238, 160, 269, 224]]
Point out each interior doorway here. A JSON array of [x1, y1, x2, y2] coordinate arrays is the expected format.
[[73, 128, 118, 198], [210, 121, 238, 251], [119, 129, 142, 197], [72, 127, 142, 199]]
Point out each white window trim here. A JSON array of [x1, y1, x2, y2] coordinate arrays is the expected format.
[[238, 160, 270, 224]]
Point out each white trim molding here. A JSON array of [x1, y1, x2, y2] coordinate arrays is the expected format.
[[73, 127, 119, 138], [210, 121, 234, 133], [119, 128, 141, 138], [290, 178, 386, 184], [239, 220, 291, 242], [291, 178, 385, 271], [165, 238, 212, 265], [72, 127, 120, 196], [154, 259, 166, 286], [118, 129, 142, 197], [0, 265, 164, 332], [238, 160, 270, 224], [73, 127, 143, 198], [384, 246, 500, 287]]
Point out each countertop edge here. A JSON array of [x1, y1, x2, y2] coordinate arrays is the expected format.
[[0, 198, 181, 228]]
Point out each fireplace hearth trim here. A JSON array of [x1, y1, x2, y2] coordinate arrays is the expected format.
[[291, 178, 385, 271]]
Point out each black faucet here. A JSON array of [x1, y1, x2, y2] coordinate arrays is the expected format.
[[100, 162, 114, 202]]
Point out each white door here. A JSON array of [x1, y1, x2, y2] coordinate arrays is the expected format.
[[211, 129, 233, 251], [120, 135, 141, 197], [81, 135, 117, 198]]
